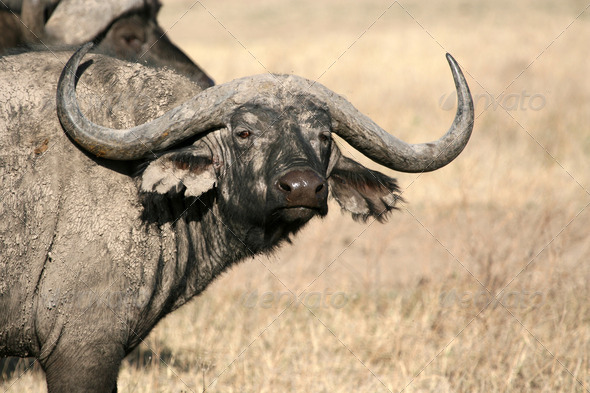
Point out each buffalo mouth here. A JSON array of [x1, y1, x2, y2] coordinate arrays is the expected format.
[[272, 205, 327, 224]]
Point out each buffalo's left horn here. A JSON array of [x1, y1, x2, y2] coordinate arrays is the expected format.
[[303, 54, 474, 173]]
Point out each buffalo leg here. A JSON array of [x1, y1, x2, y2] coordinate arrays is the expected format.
[[41, 340, 124, 393]]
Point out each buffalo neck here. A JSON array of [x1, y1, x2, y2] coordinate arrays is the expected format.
[[131, 190, 253, 339]]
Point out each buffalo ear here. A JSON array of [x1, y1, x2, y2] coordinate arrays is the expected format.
[[141, 147, 217, 198], [328, 155, 403, 222]]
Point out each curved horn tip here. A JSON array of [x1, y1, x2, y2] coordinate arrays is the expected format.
[[445, 53, 463, 76], [77, 42, 94, 56], [62, 42, 94, 74]]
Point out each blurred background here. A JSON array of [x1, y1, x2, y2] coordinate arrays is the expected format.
[[3, 0, 590, 392]]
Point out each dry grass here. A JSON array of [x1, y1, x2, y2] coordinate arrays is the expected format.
[[3, 0, 590, 392]]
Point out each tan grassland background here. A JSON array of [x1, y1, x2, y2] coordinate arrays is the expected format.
[[2, 0, 590, 392]]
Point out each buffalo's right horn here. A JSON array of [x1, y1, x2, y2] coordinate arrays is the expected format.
[[57, 43, 283, 160], [303, 54, 474, 173]]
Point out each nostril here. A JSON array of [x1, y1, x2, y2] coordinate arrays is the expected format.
[[279, 182, 292, 193], [276, 170, 327, 201]]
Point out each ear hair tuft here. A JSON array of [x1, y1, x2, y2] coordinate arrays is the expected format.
[[141, 150, 217, 197]]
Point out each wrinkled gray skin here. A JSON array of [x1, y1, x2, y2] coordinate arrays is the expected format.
[[0, 0, 214, 88], [0, 47, 472, 392], [0, 53, 221, 393]]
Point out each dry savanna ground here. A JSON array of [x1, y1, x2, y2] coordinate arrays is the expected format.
[[2, 0, 590, 392]]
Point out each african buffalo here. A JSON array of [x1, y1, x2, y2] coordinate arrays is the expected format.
[[0, 43, 473, 392], [0, 0, 213, 89]]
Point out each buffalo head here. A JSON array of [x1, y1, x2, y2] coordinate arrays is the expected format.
[[57, 43, 474, 251]]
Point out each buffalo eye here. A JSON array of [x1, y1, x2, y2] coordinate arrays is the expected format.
[[319, 132, 331, 143], [237, 130, 251, 139]]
